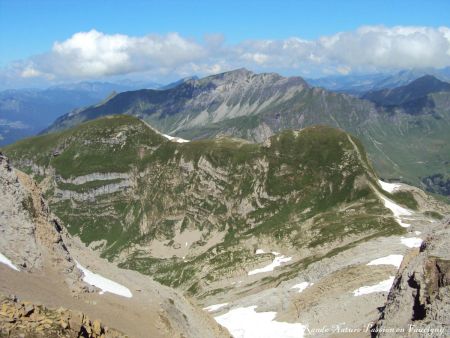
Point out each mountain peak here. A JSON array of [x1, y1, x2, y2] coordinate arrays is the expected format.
[[226, 67, 252, 75], [406, 74, 450, 91], [363, 73, 450, 108], [160, 75, 200, 90], [205, 67, 254, 82]]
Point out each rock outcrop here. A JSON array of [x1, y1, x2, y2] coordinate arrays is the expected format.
[[0, 293, 125, 338], [0, 152, 80, 290], [372, 217, 450, 337]]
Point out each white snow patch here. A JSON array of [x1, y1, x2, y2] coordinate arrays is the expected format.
[[76, 261, 132, 298], [415, 231, 422, 235], [291, 282, 311, 293], [215, 306, 306, 338], [185, 241, 188, 247], [203, 303, 229, 312], [378, 180, 401, 193], [353, 276, 395, 296], [248, 255, 292, 275], [163, 134, 189, 143], [367, 255, 403, 269], [255, 249, 265, 255], [400, 237, 423, 248], [0, 252, 20, 271], [378, 194, 412, 228]]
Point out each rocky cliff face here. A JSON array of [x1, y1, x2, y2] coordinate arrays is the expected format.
[[0, 152, 230, 338], [0, 152, 79, 290], [372, 218, 450, 337]]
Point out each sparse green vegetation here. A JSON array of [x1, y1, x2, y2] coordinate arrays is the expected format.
[[424, 210, 444, 220], [390, 191, 419, 210], [2, 115, 408, 295]]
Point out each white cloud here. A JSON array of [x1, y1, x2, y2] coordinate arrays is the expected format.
[[4, 25, 450, 85], [39, 30, 207, 78], [20, 65, 42, 78], [319, 26, 450, 69]]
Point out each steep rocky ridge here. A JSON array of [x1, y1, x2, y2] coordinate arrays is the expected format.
[[0, 152, 230, 338], [44, 68, 309, 135], [43, 69, 450, 198]]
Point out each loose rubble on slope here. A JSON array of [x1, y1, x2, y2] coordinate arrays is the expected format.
[[202, 183, 449, 338]]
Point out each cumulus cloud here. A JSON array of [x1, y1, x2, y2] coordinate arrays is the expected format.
[[20, 65, 43, 78], [318, 26, 450, 69], [33, 30, 207, 78], [4, 25, 450, 84]]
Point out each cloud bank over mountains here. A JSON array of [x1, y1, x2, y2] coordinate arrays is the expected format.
[[3, 25, 450, 86]]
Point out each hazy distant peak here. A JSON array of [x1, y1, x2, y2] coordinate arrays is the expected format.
[[406, 74, 450, 90]]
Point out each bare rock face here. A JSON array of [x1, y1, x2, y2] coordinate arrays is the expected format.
[[372, 218, 450, 337], [0, 152, 80, 288], [0, 152, 42, 270]]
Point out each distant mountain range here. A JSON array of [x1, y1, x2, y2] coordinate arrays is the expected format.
[[0, 81, 161, 146], [3, 67, 449, 146], [307, 67, 450, 94], [42, 69, 450, 197], [2, 68, 450, 197], [363, 75, 450, 109]]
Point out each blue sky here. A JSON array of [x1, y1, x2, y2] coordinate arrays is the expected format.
[[1, 0, 450, 87]]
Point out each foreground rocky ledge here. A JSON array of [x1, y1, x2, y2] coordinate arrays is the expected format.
[[372, 218, 450, 337], [0, 293, 124, 338]]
